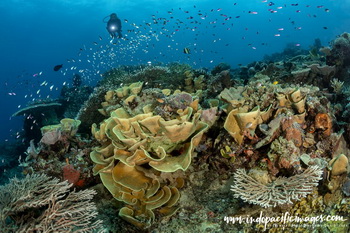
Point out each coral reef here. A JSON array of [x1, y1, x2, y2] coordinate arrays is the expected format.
[[7, 32, 350, 232], [21, 118, 95, 189], [77, 63, 231, 135]]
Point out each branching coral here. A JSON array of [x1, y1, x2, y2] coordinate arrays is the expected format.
[[230, 166, 323, 208], [0, 174, 104, 232], [330, 78, 344, 94]]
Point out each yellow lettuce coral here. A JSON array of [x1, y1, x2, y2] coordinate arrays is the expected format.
[[98, 82, 144, 116], [221, 83, 306, 145], [91, 105, 208, 228], [40, 118, 81, 136], [224, 106, 272, 145]]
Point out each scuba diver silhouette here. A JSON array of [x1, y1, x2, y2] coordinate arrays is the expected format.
[[103, 13, 122, 40]]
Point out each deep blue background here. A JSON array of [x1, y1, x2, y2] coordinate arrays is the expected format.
[[0, 0, 349, 142]]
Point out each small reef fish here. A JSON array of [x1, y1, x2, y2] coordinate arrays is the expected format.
[[245, 122, 253, 128], [53, 64, 63, 71], [272, 81, 279, 85], [183, 47, 191, 54], [32, 71, 42, 77]]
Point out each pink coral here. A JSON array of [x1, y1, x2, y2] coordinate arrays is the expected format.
[[200, 107, 218, 126], [40, 129, 61, 145]]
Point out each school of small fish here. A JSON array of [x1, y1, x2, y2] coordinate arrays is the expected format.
[[1, 1, 332, 141]]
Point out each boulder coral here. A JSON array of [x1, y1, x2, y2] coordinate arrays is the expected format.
[[328, 154, 348, 176], [90, 104, 208, 228]]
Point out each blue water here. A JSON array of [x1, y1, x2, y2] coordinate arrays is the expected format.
[[0, 0, 349, 142]]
